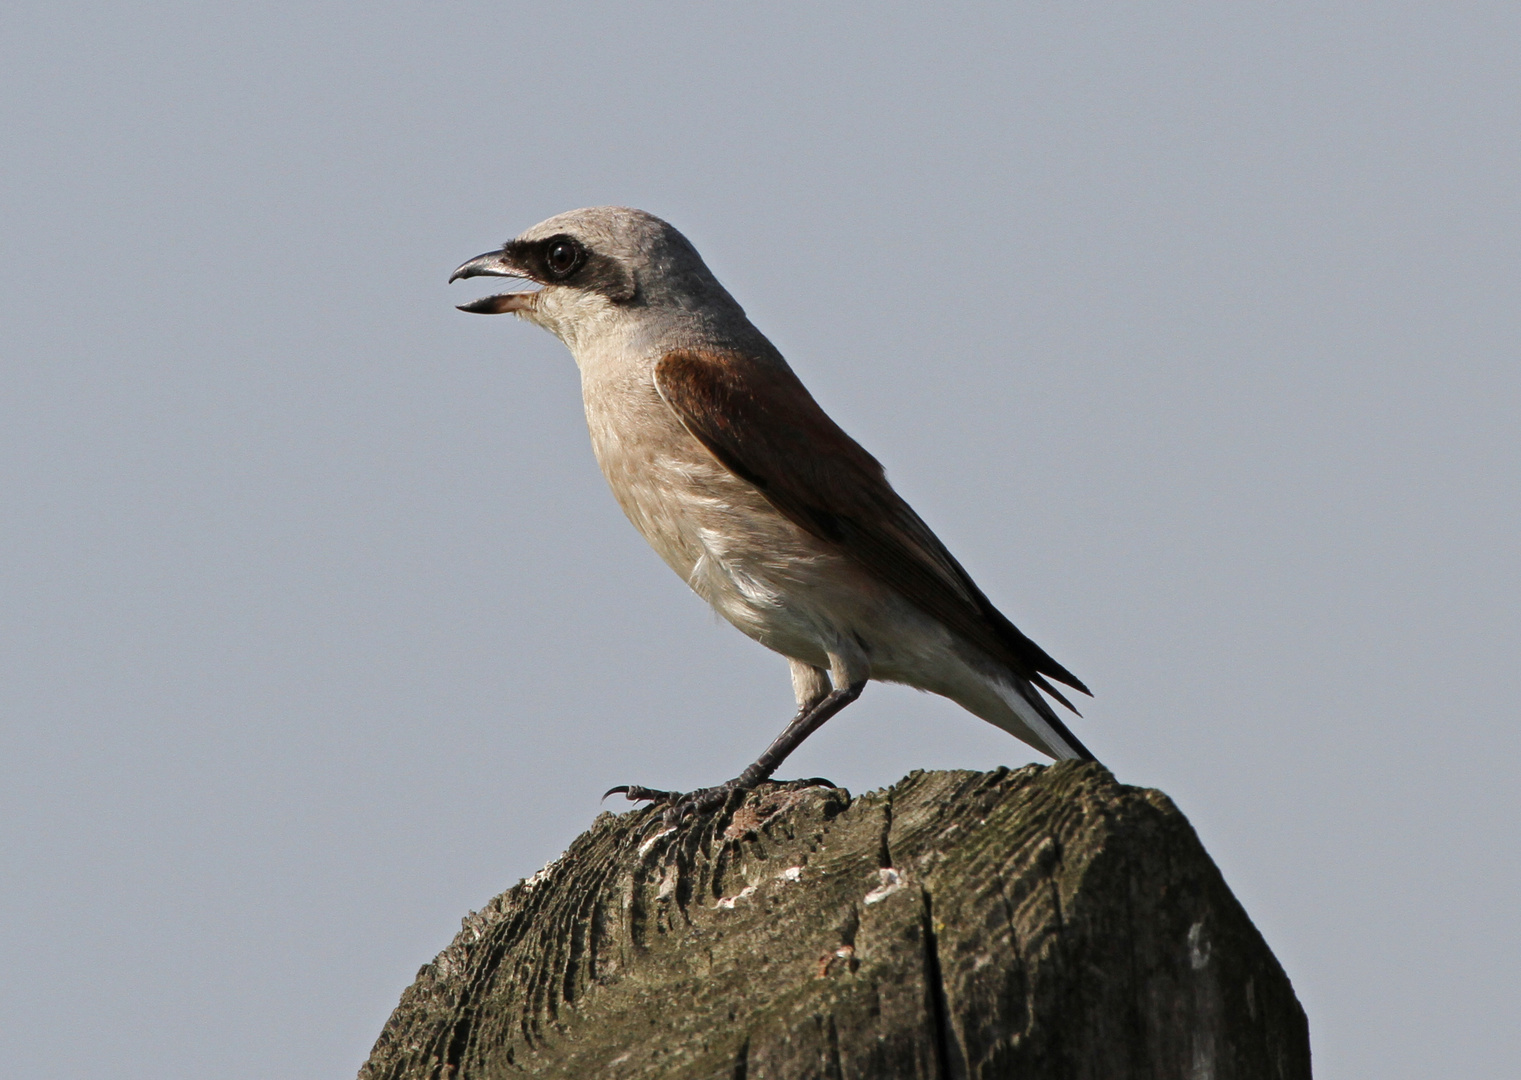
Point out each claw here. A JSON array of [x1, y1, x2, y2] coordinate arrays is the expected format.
[[603, 779, 742, 826], [603, 784, 685, 805], [793, 776, 838, 790]]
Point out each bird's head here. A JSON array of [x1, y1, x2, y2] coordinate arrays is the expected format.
[[450, 206, 742, 352]]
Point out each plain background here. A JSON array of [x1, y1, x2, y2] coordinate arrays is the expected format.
[[3, 4, 1517, 1077]]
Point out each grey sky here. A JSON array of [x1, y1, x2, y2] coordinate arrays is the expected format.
[[2, 4, 1517, 1078]]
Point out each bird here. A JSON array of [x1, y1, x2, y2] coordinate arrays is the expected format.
[[451, 207, 1094, 823]]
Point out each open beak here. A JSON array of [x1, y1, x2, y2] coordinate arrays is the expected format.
[[449, 249, 539, 314]]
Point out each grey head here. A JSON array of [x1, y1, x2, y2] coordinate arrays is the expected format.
[[450, 207, 752, 355]]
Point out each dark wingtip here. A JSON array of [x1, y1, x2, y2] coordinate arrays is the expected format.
[[1044, 666, 1093, 699]]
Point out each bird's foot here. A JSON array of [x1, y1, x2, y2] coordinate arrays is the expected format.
[[604, 776, 840, 829], [604, 780, 744, 828]]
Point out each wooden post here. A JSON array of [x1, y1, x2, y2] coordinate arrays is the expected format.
[[361, 763, 1310, 1079]]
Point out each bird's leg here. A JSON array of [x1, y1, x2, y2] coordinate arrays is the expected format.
[[733, 680, 862, 790], [606, 669, 866, 827]]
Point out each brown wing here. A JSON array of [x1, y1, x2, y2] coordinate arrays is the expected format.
[[653, 348, 1090, 702]]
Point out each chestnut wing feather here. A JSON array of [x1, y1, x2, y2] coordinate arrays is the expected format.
[[653, 349, 1089, 700]]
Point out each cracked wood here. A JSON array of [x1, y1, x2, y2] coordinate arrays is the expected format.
[[359, 763, 1310, 1080]]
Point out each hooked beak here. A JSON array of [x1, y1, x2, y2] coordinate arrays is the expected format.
[[449, 249, 539, 314]]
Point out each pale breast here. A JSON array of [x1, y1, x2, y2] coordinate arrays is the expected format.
[[581, 365, 732, 578], [573, 356, 981, 692], [578, 362, 861, 659]]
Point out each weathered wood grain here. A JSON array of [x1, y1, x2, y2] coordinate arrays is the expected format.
[[360, 763, 1310, 1079]]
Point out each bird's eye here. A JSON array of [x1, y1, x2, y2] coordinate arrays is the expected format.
[[544, 239, 582, 279]]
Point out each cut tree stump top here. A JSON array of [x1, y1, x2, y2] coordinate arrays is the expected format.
[[360, 763, 1310, 1080]]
